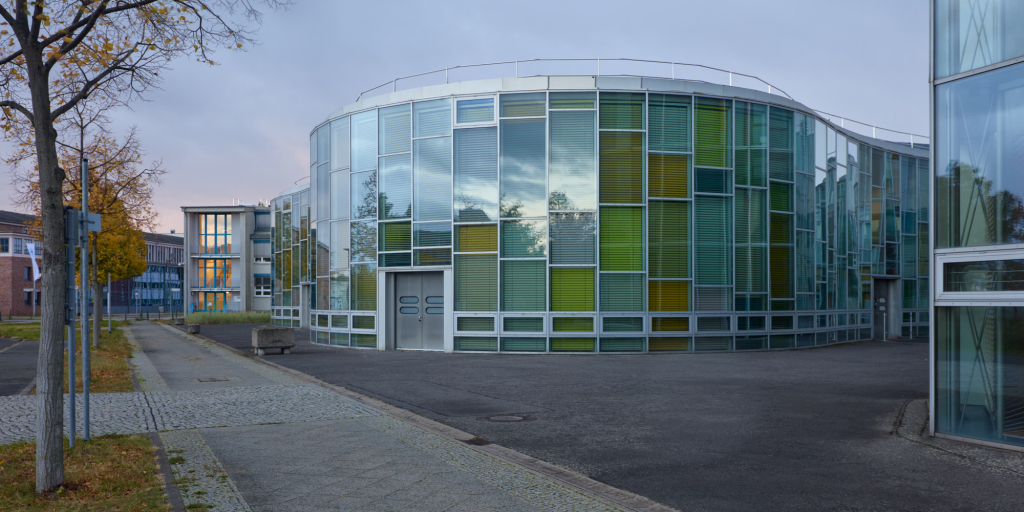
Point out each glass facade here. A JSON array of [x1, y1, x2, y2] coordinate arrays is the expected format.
[[933, 1, 1024, 449], [274, 79, 927, 353]]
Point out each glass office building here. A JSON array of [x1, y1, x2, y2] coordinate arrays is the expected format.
[[271, 75, 928, 354], [933, 1, 1024, 449]]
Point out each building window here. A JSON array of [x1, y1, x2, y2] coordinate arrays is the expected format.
[[0, 237, 7, 253], [13, 238, 22, 254], [200, 214, 232, 254], [197, 259, 232, 287], [254, 276, 271, 296], [25, 267, 31, 280], [24, 291, 31, 306]]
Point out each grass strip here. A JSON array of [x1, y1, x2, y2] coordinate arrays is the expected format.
[[184, 311, 271, 324], [0, 434, 170, 511]]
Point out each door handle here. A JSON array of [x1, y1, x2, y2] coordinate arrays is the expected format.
[[418, 316, 422, 321]]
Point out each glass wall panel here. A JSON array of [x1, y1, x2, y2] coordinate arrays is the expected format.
[[414, 222, 451, 247], [694, 97, 732, 168], [331, 171, 349, 221], [379, 104, 411, 155], [551, 268, 595, 311], [770, 213, 794, 299], [649, 201, 689, 278], [769, 107, 794, 182], [501, 93, 545, 118], [735, 189, 766, 293], [695, 196, 732, 285], [549, 92, 595, 110], [350, 220, 377, 263], [501, 220, 546, 258], [455, 255, 497, 311], [330, 270, 349, 310], [599, 131, 644, 204], [694, 168, 731, 195], [456, 224, 497, 252], [600, 207, 643, 271], [649, 154, 689, 199], [501, 260, 546, 311], [457, 98, 494, 124], [934, 0, 1024, 79], [600, 273, 645, 311], [331, 117, 350, 171], [937, 306, 1024, 447], [936, 61, 1024, 248], [944, 259, 1024, 291], [649, 280, 690, 311], [500, 118, 546, 218], [379, 154, 411, 220], [331, 221, 349, 270], [550, 213, 596, 264], [413, 98, 452, 138], [599, 92, 645, 130], [351, 110, 377, 171], [648, 94, 691, 152], [454, 127, 498, 222], [351, 263, 377, 311], [769, 182, 793, 212], [736, 102, 768, 186], [379, 221, 411, 252], [414, 137, 452, 221], [351, 170, 377, 220], [549, 111, 596, 210]]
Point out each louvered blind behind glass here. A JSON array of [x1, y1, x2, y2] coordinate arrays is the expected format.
[[351, 110, 377, 171], [379, 104, 411, 155], [550, 213, 595, 264], [648, 154, 689, 199], [694, 98, 731, 168], [735, 102, 767, 187], [648, 94, 691, 152], [330, 270, 349, 310], [599, 92, 645, 130], [331, 221, 349, 270], [331, 117, 350, 171], [351, 170, 377, 220], [456, 225, 497, 252], [414, 222, 451, 247], [414, 137, 452, 221], [695, 196, 732, 285], [648, 201, 689, 278], [600, 273, 645, 311], [500, 119, 546, 218], [454, 127, 498, 222], [600, 207, 643, 271], [413, 99, 451, 138], [456, 98, 494, 124], [501, 220, 546, 258], [551, 268, 595, 311], [501, 260, 546, 311], [350, 220, 377, 263], [351, 264, 377, 310], [500, 93, 545, 118], [379, 154, 411, 220], [769, 107, 795, 182], [599, 131, 643, 204], [649, 280, 690, 311], [379, 221, 411, 252], [331, 171, 350, 221], [549, 111, 596, 210], [735, 189, 766, 293], [455, 255, 497, 311]]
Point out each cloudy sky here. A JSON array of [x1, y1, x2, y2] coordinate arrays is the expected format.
[[0, 0, 929, 233]]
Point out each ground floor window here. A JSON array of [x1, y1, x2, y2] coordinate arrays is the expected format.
[[197, 292, 231, 312], [254, 276, 271, 297]]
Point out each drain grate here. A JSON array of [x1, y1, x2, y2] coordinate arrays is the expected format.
[[479, 414, 534, 423]]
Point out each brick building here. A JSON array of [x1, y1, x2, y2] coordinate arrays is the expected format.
[[0, 210, 42, 318]]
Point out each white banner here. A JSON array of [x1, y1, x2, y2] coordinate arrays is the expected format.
[[26, 242, 40, 281]]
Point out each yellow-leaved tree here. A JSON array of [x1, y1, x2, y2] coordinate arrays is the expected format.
[[0, 0, 283, 492]]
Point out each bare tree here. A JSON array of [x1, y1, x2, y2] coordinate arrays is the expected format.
[[0, 0, 283, 493]]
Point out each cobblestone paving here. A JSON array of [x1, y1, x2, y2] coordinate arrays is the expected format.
[[161, 429, 253, 512]]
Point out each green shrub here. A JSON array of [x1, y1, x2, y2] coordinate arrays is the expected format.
[[184, 311, 272, 325]]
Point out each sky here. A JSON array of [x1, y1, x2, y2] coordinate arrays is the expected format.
[[0, 0, 930, 233]]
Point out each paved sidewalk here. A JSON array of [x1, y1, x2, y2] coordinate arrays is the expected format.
[[2, 322, 644, 511]]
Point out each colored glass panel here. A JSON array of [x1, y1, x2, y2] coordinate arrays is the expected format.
[[599, 131, 644, 204], [600, 207, 643, 271], [551, 268, 595, 312]]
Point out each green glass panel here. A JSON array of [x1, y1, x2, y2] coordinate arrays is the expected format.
[[501, 337, 546, 351], [552, 317, 593, 332], [600, 207, 643, 271], [694, 97, 731, 168], [599, 131, 644, 204], [649, 201, 689, 279], [379, 221, 411, 252], [380, 253, 410, 267], [414, 248, 451, 266], [599, 92, 645, 130], [352, 315, 375, 329], [768, 107, 795, 182], [648, 94, 691, 152], [500, 93, 545, 117], [352, 334, 377, 348], [600, 273, 645, 311], [769, 182, 793, 212], [694, 196, 732, 285], [331, 315, 347, 328], [550, 338, 596, 352], [501, 260, 545, 311], [551, 268, 595, 312], [455, 255, 497, 311], [600, 338, 644, 352], [457, 317, 495, 331], [549, 92, 595, 110], [694, 168, 731, 194], [603, 317, 643, 332], [455, 337, 498, 351], [503, 317, 544, 332], [735, 102, 767, 187], [501, 220, 546, 258]]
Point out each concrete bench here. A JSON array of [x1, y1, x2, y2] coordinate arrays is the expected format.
[[252, 327, 294, 355], [186, 324, 200, 334]]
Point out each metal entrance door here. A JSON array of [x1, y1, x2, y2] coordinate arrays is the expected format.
[[395, 272, 444, 350]]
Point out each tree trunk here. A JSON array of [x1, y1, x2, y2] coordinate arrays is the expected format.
[[26, 42, 66, 493], [92, 237, 100, 349]]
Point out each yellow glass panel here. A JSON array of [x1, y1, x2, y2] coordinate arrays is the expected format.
[[651, 317, 689, 331], [648, 337, 690, 351], [649, 280, 690, 312], [648, 153, 689, 199], [457, 225, 497, 252]]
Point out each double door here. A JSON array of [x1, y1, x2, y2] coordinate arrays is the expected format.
[[395, 272, 444, 350]]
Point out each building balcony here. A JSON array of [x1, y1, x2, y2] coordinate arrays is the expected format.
[[189, 245, 239, 258], [190, 278, 239, 290]]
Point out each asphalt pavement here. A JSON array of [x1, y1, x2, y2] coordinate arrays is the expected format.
[[0, 339, 38, 396], [198, 323, 1024, 512]]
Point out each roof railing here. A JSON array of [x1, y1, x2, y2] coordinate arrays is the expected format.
[[354, 58, 929, 147]]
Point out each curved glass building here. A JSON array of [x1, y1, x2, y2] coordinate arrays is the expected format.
[[271, 75, 928, 353]]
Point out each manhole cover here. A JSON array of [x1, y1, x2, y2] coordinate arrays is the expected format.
[[197, 377, 229, 382], [479, 414, 534, 423]]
